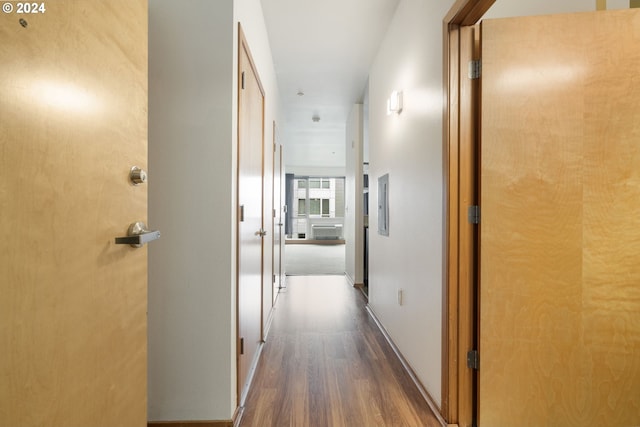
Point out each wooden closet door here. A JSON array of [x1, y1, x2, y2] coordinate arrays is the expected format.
[[237, 25, 265, 403], [479, 9, 640, 427]]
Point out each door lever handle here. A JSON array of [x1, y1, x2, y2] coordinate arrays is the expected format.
[[115, 222, 161, 248], [255, 228, 267, 237]]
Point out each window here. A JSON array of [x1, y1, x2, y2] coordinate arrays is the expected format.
[[309, 198, 330, 217], [292, 175, 344, 219], [309, 178, 330, 189], [288, 175, 345, 240], [310, 198, 320, 215]]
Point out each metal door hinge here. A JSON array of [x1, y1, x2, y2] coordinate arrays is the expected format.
[[469, 60, 481, 79], [240, 205, 245, 222], [468, 205, 480, 224], [467, 350, 479, 370], [241, 71, 245, 89], [240, 337, 245, 355], [273, 274, 276, 283]]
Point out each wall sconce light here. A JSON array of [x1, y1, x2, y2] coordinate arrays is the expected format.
[[387, 90, 403, 115]]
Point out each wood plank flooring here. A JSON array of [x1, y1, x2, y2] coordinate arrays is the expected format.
[[239, 275, 442, 427]]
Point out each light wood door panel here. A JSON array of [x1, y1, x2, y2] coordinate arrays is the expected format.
[[0, 2, 148, 426], [237, 26, 265, 402], [480, 9, 640, 427]]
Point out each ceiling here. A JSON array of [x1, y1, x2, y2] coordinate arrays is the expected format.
[[261, 0, 400, 170]]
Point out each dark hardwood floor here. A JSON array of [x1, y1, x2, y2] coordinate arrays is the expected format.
[[239, 275, 442, 427]]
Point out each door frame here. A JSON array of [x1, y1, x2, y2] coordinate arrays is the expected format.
[[236, 23, 266, 405], [442, 1, 495, 425], [442, 2, 624, 424], [272, 121, 283, 303]]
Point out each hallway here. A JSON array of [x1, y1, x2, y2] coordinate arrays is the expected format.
[[239, 276, 441, 427]]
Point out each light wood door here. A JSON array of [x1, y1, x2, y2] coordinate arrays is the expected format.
[[0, 2, 148, 426], [237, 26, 265, 402], [479, 9, 640, 427]]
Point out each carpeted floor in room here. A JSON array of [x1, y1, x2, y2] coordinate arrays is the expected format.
[[284, 243, 345, 275]]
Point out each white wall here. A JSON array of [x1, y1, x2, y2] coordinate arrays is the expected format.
[[149, 0, 279, 421], [345, 104, 364, 285], [368, 0, 451, 407], [363, 84, 370, 164], [148, 0, 235, 420], [485, 0, 593, 18], [607, 0, 636, 9], [367, 0, 598, 413]]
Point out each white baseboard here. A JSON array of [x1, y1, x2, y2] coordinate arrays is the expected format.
[[366, 304, 449, 427]]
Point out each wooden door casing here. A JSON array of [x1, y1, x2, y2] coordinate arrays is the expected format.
[[273, 130, 283, 301], [237, 25, 265, 403], [0, 2, 148, 426], [458, 25, 480, 427], [479, 9, 640, 426], [442, 1, 496, 423]]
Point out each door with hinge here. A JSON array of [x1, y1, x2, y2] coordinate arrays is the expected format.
[[237, 25, 265, 403], [0, 1, 149, 426], [479, 9, 640, 426]]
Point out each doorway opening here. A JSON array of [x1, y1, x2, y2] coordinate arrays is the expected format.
[[283, 175, 347, 276], [286, 175, 345, 242]]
